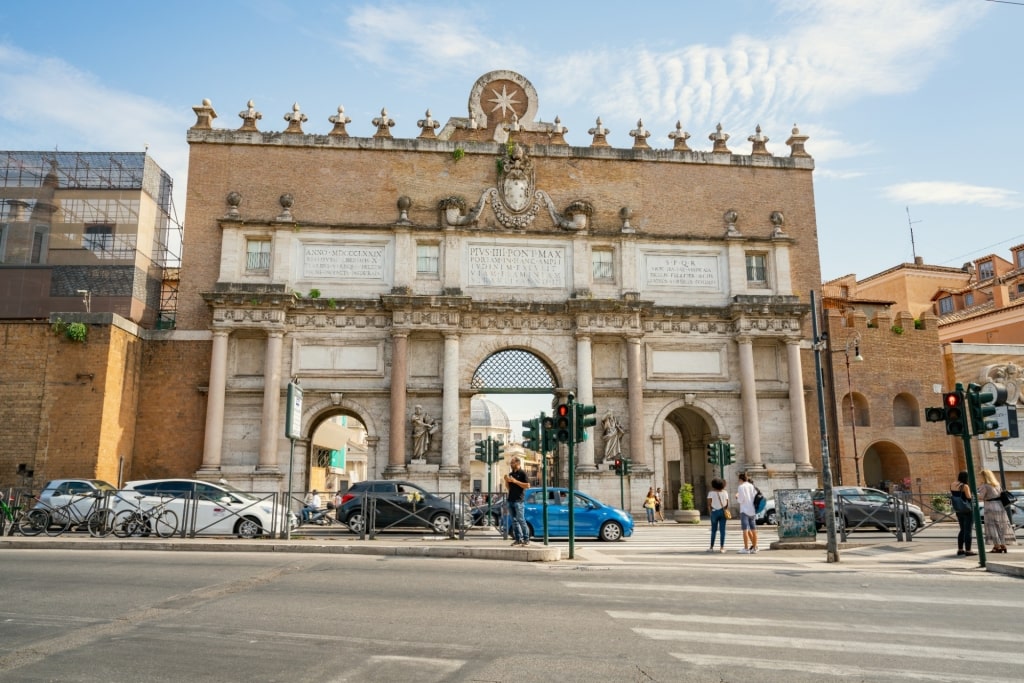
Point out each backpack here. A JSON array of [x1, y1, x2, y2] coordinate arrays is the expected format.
[[753, 488, 766, 514], [950, 485, 972, 514]]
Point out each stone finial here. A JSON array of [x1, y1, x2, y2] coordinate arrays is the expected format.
[[630, 119, 651, 149], [191, 98, 217, 130], [328, 105, 352, 137], [709, 123, 731, 153], [238, 100, 262, 132], [283, 103, 308, 134], [372, 108, 395, 138], [467, 112, 479, 130], [588, 117, 610, 147], [619, 207, 635, 233], [564, 200, 593, 230], [549, 115, 568, 145], [748, 124, 771, 156], [785, 123, 810, 157], [225, 191, 242, 219], [770, 211, 786, 237], [669, 121, 691, 151], [503, 113, 521, 135], [397, 195, 412, 224], [724, 209, 740, 236], [417, 109, 440, 139], [277, 193, 294, 222]]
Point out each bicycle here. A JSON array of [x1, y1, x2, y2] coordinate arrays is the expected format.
[[34, 491, 117, 538], [112, 494, 178, 538], [9, 495, 48, 536], [1, 495, 26, 536]]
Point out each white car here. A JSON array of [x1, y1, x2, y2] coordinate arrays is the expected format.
[[35, 479, 118, 525], [115, 479, 295, 538]]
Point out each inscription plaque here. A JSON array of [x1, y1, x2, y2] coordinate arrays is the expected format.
[[643, 253, 720, 289], [302, 245, 386, 280], [467, 245, 566, 288]]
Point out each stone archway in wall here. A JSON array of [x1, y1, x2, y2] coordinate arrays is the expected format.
[[303, 396, 380, 495], [470, 348, 559, 486], [861, 440, 910, 492], [659, 403, 719, 513]]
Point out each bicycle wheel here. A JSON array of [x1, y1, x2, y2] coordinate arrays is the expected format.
[[152, 510, 178, 538], [113, 510, 144, 538], [44, 508, 72, 537], [18, 509, 49, 536], [87, 509, 116, 538]]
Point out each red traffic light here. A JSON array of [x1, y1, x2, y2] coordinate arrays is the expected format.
[[944, 393, 961, 409], [556, 404, 569, 417]]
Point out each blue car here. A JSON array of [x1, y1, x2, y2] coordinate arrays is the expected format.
[[521, 487, 633, 542]]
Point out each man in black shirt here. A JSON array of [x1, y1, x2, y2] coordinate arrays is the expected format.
[[504, 456, 531, 546]]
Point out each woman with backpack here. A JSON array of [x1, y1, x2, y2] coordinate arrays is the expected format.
[[950, 471, 975, 557]]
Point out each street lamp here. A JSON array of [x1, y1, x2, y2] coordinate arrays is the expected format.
[[810, 291, 840, 563], [843, 334, 864, 486]]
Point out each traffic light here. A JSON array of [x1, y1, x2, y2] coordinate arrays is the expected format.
[[474, 439, 488, 462], [541, 415, 557, 452], [943, 391, 965, 436], [622, 458, 632, 475], [575, 403, 597, 443], [724, 442, 736, 465], [494, 440, 505, 462], [613, 457, 623, 475], [706, 441, 719, 465], [924, 406, 946, 423], [522, 418, 539, 451], [967, 382, 1001, 435], [555, 404, 572, 443]]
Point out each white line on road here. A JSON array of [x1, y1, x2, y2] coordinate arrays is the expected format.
[[668, 653, 1017, 683]]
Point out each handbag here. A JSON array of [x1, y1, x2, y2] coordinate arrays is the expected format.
[[999, 490, 1017, 506], [721, 494, 732, 520]]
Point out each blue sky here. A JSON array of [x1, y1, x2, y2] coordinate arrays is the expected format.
[[1, 0, 1020, 430]]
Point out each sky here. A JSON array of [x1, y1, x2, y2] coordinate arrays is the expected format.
[[2, 0, 1022, 430]]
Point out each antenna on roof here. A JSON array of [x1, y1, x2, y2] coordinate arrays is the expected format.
[[906, 206, 922, 262]]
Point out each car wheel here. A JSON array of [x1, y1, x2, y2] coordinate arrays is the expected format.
[[345, 511, 366, 534], [430, 512, 452, 534], [766, 509, 777, 526], [599, 521, 624, 542], [235, 516, 263, 539], [907, 515, 922, 533]]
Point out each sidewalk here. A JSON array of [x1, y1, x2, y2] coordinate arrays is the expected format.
[[3, 523, 1022, 578]]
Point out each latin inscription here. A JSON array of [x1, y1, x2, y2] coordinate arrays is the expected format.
[[302, 245, 385, 280], [644, 254, 719, 289], [468, 245, 566, 288]]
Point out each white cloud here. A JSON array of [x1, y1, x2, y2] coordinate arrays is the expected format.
[[883, 182, 1021, 209]]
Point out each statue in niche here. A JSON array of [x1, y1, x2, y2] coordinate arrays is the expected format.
[[602, 409, 626, 461], [411, 405, 438, 459]]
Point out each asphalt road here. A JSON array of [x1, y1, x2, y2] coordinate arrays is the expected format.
[[1, 546, 1022, 682]]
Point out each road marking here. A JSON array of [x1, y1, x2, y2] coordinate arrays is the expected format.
[[639, 628, 1021, 665], [607, 610, 1022, 643], [562, 581, 1024, 608], [668, 653, 1017, 683]]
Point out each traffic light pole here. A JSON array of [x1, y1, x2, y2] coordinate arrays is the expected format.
[[567, 394, 576, 560]]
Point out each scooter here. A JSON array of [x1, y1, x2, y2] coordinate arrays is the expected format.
[[300, 506, 337, 527]]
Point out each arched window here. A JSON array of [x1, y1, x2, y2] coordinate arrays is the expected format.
[[892, 393, 920, 427], [842, 392, 870, 427]]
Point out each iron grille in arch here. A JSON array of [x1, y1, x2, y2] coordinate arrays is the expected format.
[[471, 350, 555, 390]]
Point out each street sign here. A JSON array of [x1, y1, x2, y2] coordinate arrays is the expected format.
[[286, 381, 303, 439], [982, 405, 1019, 441]]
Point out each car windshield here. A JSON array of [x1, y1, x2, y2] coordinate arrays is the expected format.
[[216, 481, 259, 501]]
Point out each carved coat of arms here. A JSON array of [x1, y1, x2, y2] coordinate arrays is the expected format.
[[493, 143, 541, 228]]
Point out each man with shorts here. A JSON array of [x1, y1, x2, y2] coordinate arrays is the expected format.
[[504, 456, 531, 546], [735, 472, 759, 553]]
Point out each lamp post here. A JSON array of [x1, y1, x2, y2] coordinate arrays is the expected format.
[[843, 334, 864, 486], [810, 291, 840, 563]]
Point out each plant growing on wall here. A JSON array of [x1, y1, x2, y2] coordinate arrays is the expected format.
[[891, 325, 904, 335], [307, 289, 321, 299], [51, 318, 88, 343], [452, 147, 465, 162]]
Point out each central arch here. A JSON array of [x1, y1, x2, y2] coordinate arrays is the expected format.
[[471, 348, 558, 393]]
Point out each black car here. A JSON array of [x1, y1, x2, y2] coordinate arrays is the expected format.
[[813, 486, 925, 533], [337, 480, 471, 534]]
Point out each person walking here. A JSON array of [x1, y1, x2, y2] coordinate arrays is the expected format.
[[655, 487, 665, 522], [950, 471, 975, 557], [707, 477, 729, 553], [644, 488, 657, 525], [978, 469, 1017, 554], [504, 456, 531, 547], [735, 472, 759, 553]]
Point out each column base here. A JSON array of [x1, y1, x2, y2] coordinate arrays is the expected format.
[[384, 465, 408, 476], [195, 466, 222, 480]]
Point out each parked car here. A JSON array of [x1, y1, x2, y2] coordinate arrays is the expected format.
[[337, 480, 472, 534], [35, 479, 117, 524], [470, 494, 507, 527], [757, 499, 777, 526], [813, 487, 925, 533], [976, 490, 1024, 528], [114, 479, 294, 538], [520, 487, 634, 542]]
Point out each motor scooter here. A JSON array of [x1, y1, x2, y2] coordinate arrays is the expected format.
[[300, 506, 337, 527]]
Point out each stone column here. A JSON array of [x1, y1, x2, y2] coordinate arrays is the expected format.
[[387, 330, 409, 473], [199, 329, 229, 475], [737, 336, 764, 467], [787, 338, 812, 468], [257, 330, 284, 471], [626, 337, 646, 467], [441, 332, 460, 472], [576, 334, 595, 470]]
